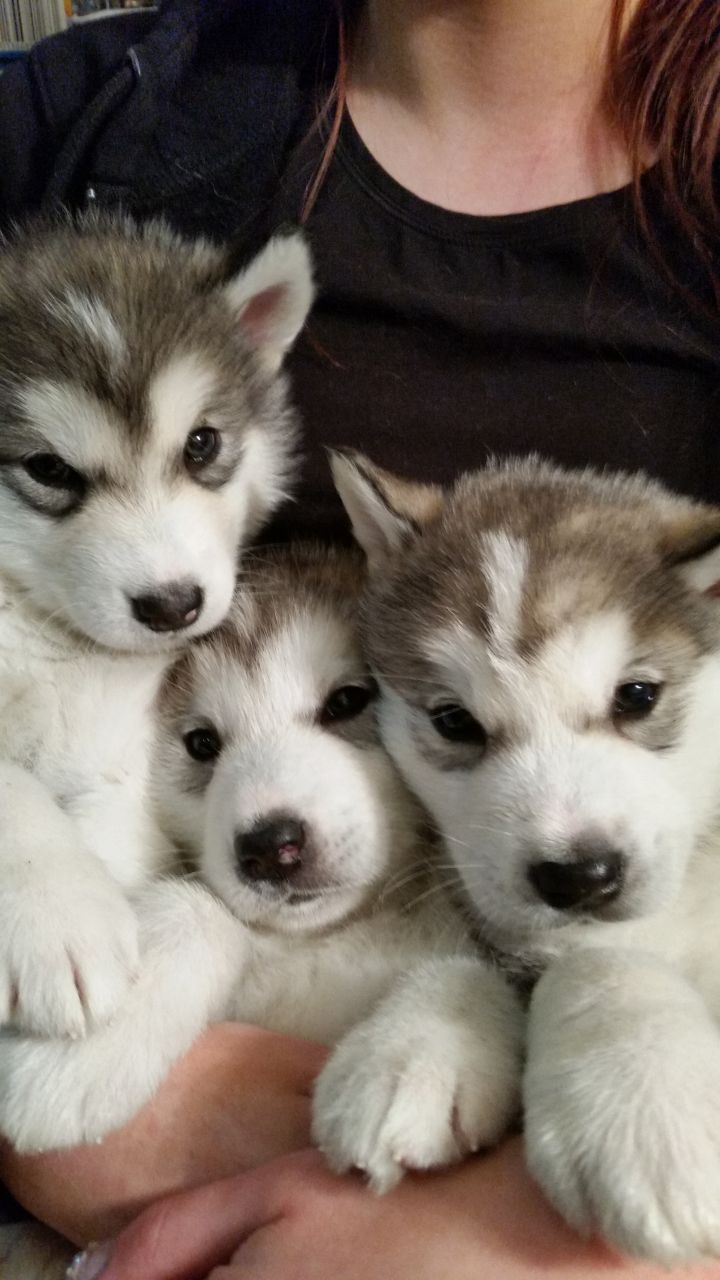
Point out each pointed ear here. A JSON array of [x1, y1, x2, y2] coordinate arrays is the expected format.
[[330, 450, 444, 572], [223, 232, 314, 371], [661, 508, 720, 596]]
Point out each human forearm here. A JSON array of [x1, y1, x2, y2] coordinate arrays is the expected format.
[[86, 1139, 720, 1280]]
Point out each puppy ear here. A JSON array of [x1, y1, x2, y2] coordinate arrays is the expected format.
[[223, 232, 314, 371], [330, 450, 443, 572], [661, 509, 720, 596]]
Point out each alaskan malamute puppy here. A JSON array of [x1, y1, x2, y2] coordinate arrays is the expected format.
[[0, 213, 312, 1040], [331, 451, 720, 1263], [0, 545, 521, 1177]]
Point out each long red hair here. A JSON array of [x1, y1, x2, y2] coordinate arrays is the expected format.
[[302, 0, 720, 308], [606, 0, 720, 306]]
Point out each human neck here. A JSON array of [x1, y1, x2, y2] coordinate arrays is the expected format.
[[347, 0, 634, 214]]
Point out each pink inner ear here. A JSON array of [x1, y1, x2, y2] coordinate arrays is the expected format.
[[239, 284, 286, 348], [705, 581, 720, 598]]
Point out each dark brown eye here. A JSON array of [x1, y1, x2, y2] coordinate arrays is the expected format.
[[184, 426, 220, 469], [321, 682, 377, 724], [613, 682, 661, 718], [183, 727, 222, 762], [23, 452, 84, 492], [430, 703, 487, 745]]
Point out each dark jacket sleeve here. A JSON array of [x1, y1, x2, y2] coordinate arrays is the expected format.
[[0, 11, 155, 228], [0, 1, 336, 239]]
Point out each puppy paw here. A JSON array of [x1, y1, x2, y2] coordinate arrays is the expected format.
[[525, 951, 720, 1263], [313, 990, 521, 1192], [0, 882, 139, 1039], [0, 1035, 136, 1151]]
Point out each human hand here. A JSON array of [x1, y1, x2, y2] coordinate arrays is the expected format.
[[0, 1024, 325, 1246], [76, 1139, 720, 1280]]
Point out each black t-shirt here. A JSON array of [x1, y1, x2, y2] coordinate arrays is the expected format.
[[265, 112, 720, 541]]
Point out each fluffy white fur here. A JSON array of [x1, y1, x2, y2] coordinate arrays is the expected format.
[[381, 622, 719, 949], [0, 227, 312, 1040], [223, 233, 316, 373], [2, 235, 312, 654], [0, 559, 522, 1192], [333, 451, 720, 1262]]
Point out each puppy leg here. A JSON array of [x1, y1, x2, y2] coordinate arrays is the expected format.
[[0, 763, 139, 1039], [313, 957, 523, 1192], [0, 881, 245, 1152], [525, 947, 720, 1263]]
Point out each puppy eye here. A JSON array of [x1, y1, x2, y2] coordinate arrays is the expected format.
[[184, 425, 220, 469], [430, 703, 487, 745], [321, 681, 378, 724], [183, 726, 222, 762], [613, 681, 662, 718], [23, 452, 84, 492]]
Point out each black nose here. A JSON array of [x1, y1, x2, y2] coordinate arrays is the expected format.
[[235, 817, 306, 885], [528, 849, 624, 911], [130, 583, 204, 632]]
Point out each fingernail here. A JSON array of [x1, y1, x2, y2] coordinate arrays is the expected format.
[[66, 1240, 113, 1280]]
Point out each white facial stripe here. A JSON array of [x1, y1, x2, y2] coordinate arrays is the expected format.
[[148, 355, 219, 458], [256, 613, 358, 718], [67, 290, 125, 362], [200, 610, 359, 735], [423, 611, 631, 733], [531, 611, 631, 724], [424, 623, 504, 726], [46, 290, 126, 365], [17, 379, 126, 473], [482, 532, 528, 659]]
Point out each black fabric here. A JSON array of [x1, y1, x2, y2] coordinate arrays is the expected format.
[[265, 114, 720, 539], [0, 1182, 29, 1224], [0, 0, 337, 233], [0, 6, 156, 221]]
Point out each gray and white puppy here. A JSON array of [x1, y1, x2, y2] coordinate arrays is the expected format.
[[0, 545, 521, 1181], [330, 450, 720, 1264], [0, 212, 312, 1040]]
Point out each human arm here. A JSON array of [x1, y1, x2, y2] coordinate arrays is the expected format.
[[7, 1023, 719, 1280], [80, 1140, 720, 1280]]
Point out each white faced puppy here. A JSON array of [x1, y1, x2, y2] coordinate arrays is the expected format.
[[158, 543, 414, 948], [333, 451, 720, 1263], [0, 212, 312, 1039], [0, 545, 521, 1183]]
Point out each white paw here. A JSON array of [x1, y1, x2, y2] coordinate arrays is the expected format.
[[0, 1032, 139, 1152], [313, 1010, 520, 1193], [0, 882, 139, 1039], [0, 880, 240, 1151], [525, 954, 720, 1263]]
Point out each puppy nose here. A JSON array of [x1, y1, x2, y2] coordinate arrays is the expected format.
[[235, 817, 306, 885], [528, 848, 624, 911], [130, 582, 204, 632]]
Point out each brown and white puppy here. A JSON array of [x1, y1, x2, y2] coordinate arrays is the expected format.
[[0, 211, 313, 1042], [331, 451, 720, 1264], [0, 545, 521, 1194]]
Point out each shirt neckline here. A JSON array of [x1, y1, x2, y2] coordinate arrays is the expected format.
[[336, 109, 641, 246]]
